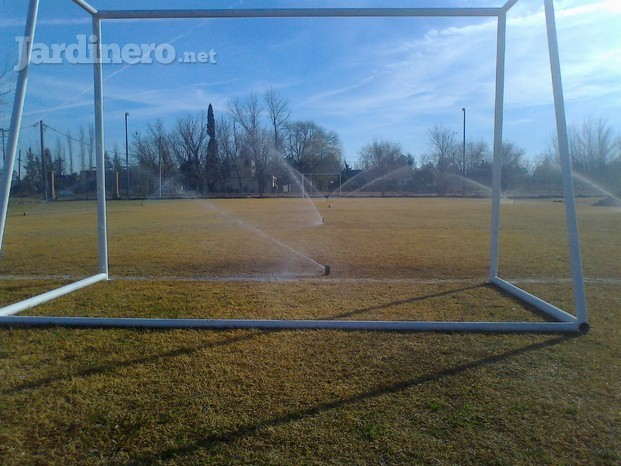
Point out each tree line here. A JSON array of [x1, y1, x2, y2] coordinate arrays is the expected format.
[[7, 87, 621, 199], [141, 89, 345, 196]]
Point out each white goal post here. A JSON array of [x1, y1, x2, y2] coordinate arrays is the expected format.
[[0, 0, 589, 333], [302, 173, 342, 197]]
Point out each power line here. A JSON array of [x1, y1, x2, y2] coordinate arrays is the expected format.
[[43, 123, 86, 148], [41, 122, 119, 155]]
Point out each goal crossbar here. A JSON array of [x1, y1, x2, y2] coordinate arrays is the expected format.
[[0, 0, 589, 334]]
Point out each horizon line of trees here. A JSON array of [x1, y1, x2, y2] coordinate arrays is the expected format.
[[6, 88, 621, 198]]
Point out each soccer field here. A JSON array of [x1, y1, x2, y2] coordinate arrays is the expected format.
[[0, 197, 619, 464]]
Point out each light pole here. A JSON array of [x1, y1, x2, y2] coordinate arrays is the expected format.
[[461, 107, 466, 175], [124, 112, 129, 199], [40, 120, 47, 200], [158, 135, 162, 198], [0, 128, 6, 165]]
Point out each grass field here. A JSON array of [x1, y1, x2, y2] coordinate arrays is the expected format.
[[0, 197, 619, 464]]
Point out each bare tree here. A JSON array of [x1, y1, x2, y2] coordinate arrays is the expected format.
[[132, 129, 158, 170], [548, 117, 617, 175], [359, 138, 410, 195], [265, 88, 290, 150], [229, 93, 271, 195], [501, 141, 527, 189], [427, 124, 458, 170], [54, 137, 66, 175], [462, 140, 490, 174], [284, 120, 342, 173], [359, 138, 406, 170], [171, 112, 209, 193], [254, 129, 275, 195], [217, 115, 245, 192], [575, 118, 615, 173], [78, 126, 86, 173], [133, 119, 174, 174], [229, 93, 262, 137], [66, 131, 74, 174], [88, 124, 95, 170], [112, 143, 123, 173], [0, 61, 13, 108]]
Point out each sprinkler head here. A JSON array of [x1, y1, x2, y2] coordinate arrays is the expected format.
[[324, 265, 331, 276]]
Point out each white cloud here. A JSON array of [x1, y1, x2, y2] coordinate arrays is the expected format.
[[299, 0, 620, 125]]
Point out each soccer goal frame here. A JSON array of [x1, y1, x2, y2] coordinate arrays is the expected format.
[[0, 0, 589, 333], [302, 173, 343, 197]]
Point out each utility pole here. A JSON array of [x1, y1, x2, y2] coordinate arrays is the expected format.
[[462, 107, 466, 175], [158, 134, 162, 198], [125, 112, 130, 199], [0, 128, 5, 165], [39, 120, 47, 200], [18, 149, 23, 204]]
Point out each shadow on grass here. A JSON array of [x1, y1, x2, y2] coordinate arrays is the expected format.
[[136, 335, 576, 463], [490, 282, 559, 322], [0, 283, 543, 397], [0, 281, 64, 294], [332, 283, 487, 319], [0, 332, 260, 396]]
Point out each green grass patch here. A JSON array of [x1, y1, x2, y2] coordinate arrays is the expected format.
[[0, 197, 619, 464]]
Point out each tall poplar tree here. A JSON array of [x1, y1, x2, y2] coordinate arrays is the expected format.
[[206, 103, 219, 192]]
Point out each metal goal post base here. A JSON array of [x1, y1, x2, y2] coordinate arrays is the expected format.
[[0, 316, 588, 333]]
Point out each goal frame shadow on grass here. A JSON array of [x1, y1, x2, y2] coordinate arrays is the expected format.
[[0, 0, 589, 333]]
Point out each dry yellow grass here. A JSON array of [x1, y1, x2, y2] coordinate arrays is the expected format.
[[0, 197, 619, 464]]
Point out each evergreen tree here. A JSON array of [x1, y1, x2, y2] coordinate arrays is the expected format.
[[206, 103, 219, 192]]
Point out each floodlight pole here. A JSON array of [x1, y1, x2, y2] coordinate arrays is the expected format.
[[159, 134, 162, 198], [0, 0, 40, 255], [544, 0, 587, 326], [39, 120, 47, 200], [0, 128, 6, 164], [461, 108, 466, 175], [93, 16, 109, 276], [125, 112, 130, 199]]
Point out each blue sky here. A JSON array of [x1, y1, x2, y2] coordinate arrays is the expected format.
[[0, 0, 620, 170]]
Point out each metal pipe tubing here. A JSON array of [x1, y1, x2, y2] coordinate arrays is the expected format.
[[0, 273, 108, 317], [544, 0, 588, 325], [490, 276, 577, 322], [71, 0, 97, 15], [0, 0, 40, 254], [502, 0, 521, 13], [96, 8, 502, 20], [0, 316, 583, 333], [93, 17, 109, 275], [489, 12, 507, 280]]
